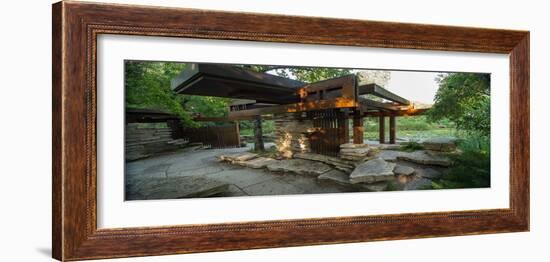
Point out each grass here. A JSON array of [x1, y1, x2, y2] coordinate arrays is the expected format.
[[239, 116, 455, 141], [363, 128, 455, 141], [362, 115, 455, 141]]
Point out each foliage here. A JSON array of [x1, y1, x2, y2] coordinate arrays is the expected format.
[[239, 120, 274, 136], [432, 136, 491, 189], [456, 133, 490, 152], [399, 142, 424, 152], [427, 73, 490, 136], [125, 61, 229, 127], [363, 116, 451, 132], [125, 61, 188, 120], [242, 65, 353, 83]]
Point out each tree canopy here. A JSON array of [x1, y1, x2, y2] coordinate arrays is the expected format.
[[427, 73, 490, 136], [241, 65, 353, 83], [125, 61, 230, 127]]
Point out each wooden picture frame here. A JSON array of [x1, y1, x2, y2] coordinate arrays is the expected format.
[[52, 1, 529, 261]]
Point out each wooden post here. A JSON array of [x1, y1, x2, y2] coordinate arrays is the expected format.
[[352, 113, 364, 144], [343, 118, 350, 144], [379, 116, 385, 144], [253, 117, 265, 151], [389, 115, 396, 144], [235, 121, 241, 147]]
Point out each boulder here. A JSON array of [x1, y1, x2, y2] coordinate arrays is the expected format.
[[266, 159, 332, 176], [396, 174, 414, 185], [416, 168, 443, 179], [349, 158, 396, 184], [318, 170, 388, 191], [362, 181, 389, 192], [404, 178, 433, 190], [396, 150, 452, 167], [421, 137, 457, 152], [317, 170, 351, 186], [393, 165, 415, 176], [333, 166, 354, 174]]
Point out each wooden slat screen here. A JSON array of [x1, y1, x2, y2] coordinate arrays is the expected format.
[[308, 109, 349, 156], [179, 124, 240, 149]]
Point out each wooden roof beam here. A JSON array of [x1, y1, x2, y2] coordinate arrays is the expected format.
[[362, 107, 430, 117], [358, 83, 410, 105], [298, 74, 357, 101], [358, 97, 401, 111], [193, 115, 274, 122], [228, 98, 357, 118]]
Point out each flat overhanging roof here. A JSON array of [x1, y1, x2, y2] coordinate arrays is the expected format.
[[170, 63, 429, 120], [171, 63, 305, 104]]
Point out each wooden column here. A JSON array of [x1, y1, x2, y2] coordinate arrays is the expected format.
[[253, 117, 265, 151], [343, 118, 350, 144], [352, 114, 364, 144], [235, 121, 241, 147], [379, 116, 385, 144], [389, 115, 396, 144]]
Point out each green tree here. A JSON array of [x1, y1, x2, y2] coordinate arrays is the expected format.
[[427, 73, 490, 136], [242, 65, 352, 83], [125, 61, 230, 127]]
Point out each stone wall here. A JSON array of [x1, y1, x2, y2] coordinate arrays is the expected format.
[[273, 113, 316, 158], [125, 123, 187, 161]]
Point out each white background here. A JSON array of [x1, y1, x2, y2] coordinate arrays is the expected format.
[[0, 0, 546, 261]]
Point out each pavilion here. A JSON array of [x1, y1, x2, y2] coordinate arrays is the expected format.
[[171, 63, 429, 156]]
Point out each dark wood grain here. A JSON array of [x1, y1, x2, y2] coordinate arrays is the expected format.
[[51, 3, 63, 260], [52, 1, 530, 261]]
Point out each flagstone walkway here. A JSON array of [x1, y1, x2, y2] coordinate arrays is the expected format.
[[125, 145, 359, 200]]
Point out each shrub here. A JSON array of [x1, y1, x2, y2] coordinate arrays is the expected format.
[[432, 135, 490, 189]]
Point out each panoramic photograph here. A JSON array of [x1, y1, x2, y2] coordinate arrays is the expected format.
[[124, 61, 491, 200]]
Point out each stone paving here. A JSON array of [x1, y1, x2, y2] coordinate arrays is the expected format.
[[125, 145, 359, 200], [126, 138, 457, 200]]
